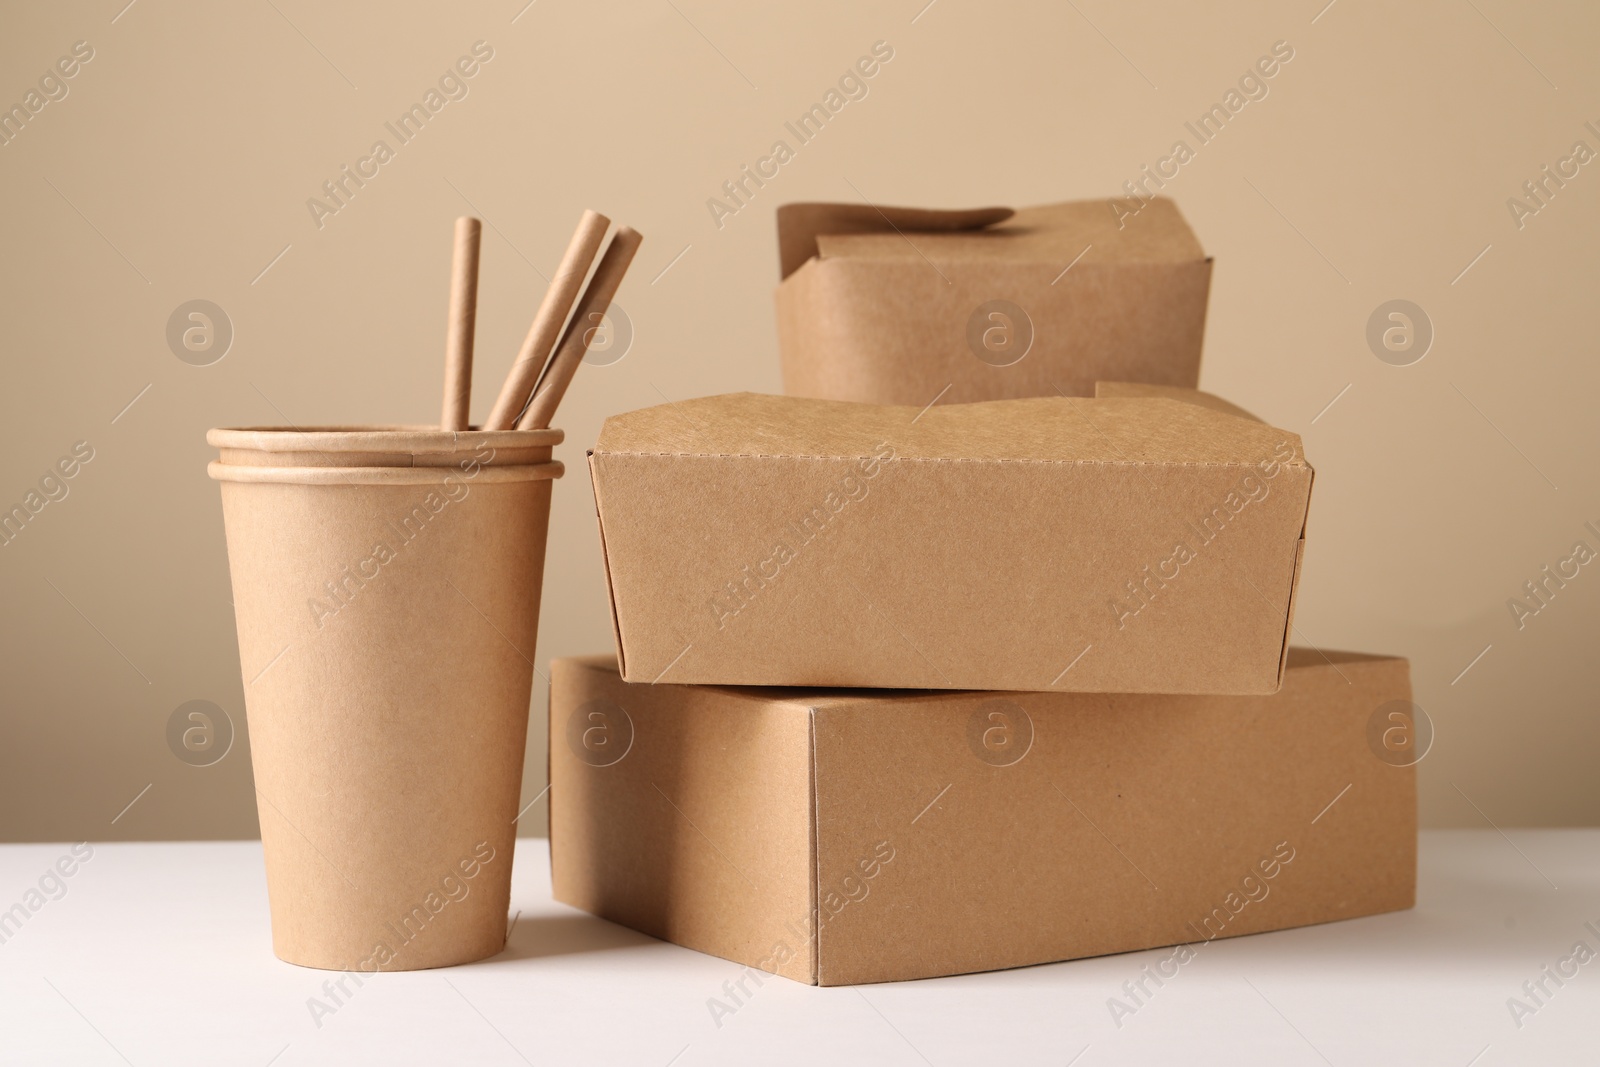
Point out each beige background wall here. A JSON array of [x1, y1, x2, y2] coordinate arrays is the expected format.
[[1, 0, 1595, 840]]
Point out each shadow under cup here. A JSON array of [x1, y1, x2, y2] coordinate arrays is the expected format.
[[207, 426, 563, 971]]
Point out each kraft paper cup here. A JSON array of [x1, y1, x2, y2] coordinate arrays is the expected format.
[[207, 426, 563, 971]]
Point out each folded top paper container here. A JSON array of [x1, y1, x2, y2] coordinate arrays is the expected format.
[[588, 383, 1311, 694], [208, 426, 563, 970], [775, 198, 1210, 406]]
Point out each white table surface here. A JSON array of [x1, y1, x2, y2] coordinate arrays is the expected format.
[[0, 830, 1592, 1065]]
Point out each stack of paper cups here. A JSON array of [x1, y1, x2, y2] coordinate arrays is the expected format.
[[207, 426, 562, 970]]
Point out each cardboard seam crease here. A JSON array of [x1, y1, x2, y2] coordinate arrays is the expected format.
[[592, 453, 1306, 470], [587, 464, 631, 681], [807, 706, 822, 986]]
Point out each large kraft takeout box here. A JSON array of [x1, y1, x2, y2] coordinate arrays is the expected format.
[[549, 649, 1417, 985], [775, 198, 1210, 406], [587, 384, 1312, 694]]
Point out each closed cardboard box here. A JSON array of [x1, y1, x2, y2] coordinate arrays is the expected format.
[[587, 384, 1311, 694], [548, 649, 1417, 985], [775, 198, 1210, 406]]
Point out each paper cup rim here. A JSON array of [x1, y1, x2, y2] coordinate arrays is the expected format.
[[206, 425, 564, 454], [208, 460, 564, 485]]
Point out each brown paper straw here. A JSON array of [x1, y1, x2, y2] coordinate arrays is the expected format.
[[518, 226, 642, 431], [483, 210, 611, 430], [441, 216, 483, 431]]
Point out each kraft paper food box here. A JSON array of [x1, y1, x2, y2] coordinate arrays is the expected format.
[[775, 198, 1210, 406], [548, 649, 1417, 985], [586, 383, 1311, 694]]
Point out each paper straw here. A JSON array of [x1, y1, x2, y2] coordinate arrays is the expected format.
[[440, 216, 482, 431], [518, 226, 642, 431], [483, 210, 611, 430]]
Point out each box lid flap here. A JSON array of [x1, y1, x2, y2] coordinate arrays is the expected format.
[[593, 388, 1302, 468], [780, 199, 1204, 279], [777, 203, 1014, 279]]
